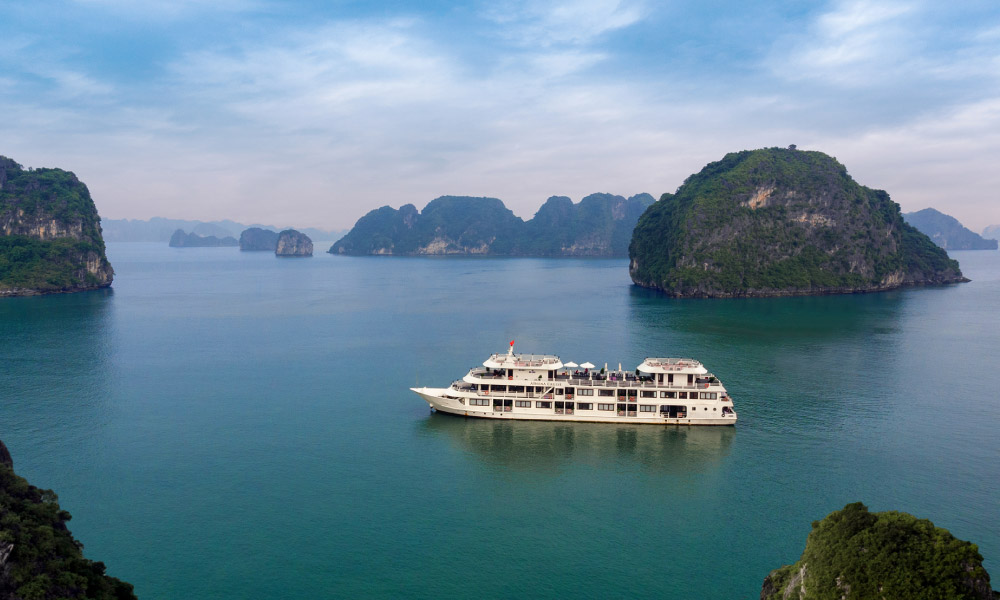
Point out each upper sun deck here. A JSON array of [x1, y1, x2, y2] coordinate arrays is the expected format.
[[637, 358, 708, 375], [483, 352, 563, 370]]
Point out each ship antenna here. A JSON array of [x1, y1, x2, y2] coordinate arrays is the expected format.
[[508, 339, 514, 356]]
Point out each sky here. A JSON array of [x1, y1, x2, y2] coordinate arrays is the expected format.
[[1, 0, 999, 231]]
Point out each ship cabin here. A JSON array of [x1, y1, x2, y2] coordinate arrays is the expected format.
[[457, 353, 733, 419]]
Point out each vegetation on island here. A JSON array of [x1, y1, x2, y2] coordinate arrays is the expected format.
[[0, 156, 113, 295], [0, 440, 136, 600], [329, 193, 654, 256], [239, 227, 279, 251], [168, 229, 238, 247], [629, 147, 965, 297], [761, 502, 997, 600], [904, 208, 998, 250]]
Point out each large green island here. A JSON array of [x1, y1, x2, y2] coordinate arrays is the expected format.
[[0, 156, 113, 296], [629, 148, 966, 297]]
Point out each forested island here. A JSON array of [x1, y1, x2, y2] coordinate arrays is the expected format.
[[0, 440, 136, 599], [761, 502, 996, 599], [0, 156, 114, 296], [904, 208, 998, 250], [329, 193, 654, 256], [168, 229, 238, 247], [629, 148, 966, 297]]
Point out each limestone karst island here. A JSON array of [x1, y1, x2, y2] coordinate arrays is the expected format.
[[0, 156, 113, 296], [627, 147, 966, 297], [330, 193, 653, 256]]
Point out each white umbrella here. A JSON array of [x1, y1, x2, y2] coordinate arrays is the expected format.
[[563, 361, 578, 368], [580, 362, 595, 369]]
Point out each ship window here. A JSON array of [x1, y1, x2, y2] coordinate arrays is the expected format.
[[640, 405, 656, 412], [598, 403, 614, 411], [678, 392, 687, 399], [555, 389, 564, 395], [641, 391, 656, 398], [660, 391, 676, 399], [577, 403, 593, 410], [491, 384, 506, 392], [515, 400, 531, 408], [535, 401, 551, 409], [458, 398, 465, 405], [470, 398, 489, 406], [598, 389, 614, 397], [578, 388, 594, 396], [510, 385, 524, 393]]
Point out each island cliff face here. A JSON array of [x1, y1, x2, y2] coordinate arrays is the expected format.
[[0, 157, 114, 296], [0, 439, 136, 600], [275, 229, 312, 256], [329, 193, 654, 256], [904, 208, 998, 250], [629, 148, 966, 297], [761, 503, 996, 600], [239, 227, 279, 251], [168, 229, 238, 247]]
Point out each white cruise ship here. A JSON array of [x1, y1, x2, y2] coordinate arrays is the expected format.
[[412, 343, 737, 425]]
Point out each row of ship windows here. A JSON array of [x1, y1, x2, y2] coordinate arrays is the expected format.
[[479, 387, 719, 400], [578, 390, 719, 400], [466, 399, 719, 412]]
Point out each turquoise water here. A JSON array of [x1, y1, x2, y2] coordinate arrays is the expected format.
[[2, 244, 998, 599]]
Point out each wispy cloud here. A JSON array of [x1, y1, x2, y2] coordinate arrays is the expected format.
[[483, 0, 644, 46], [769, 0, 917, 86], [70, 0, 264, 20]]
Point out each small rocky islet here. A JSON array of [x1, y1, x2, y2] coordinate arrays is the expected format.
[[239, 227, 279, 251], [275, 229, 313, 256]]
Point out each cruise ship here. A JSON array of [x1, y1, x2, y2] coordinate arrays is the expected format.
[[411, 342, 737, 425]]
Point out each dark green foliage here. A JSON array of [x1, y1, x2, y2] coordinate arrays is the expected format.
[[1, 156, 113, 294], [762, 503, 996, 600], [0, 458, 136, 599], [629, 148, 965, 296], [329, 193, 654, 256], [0, 237, 106, 292], [904, 208, 998, 250]]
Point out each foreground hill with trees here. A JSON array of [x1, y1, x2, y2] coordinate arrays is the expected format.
[[761, 502, 996, 600], [0, 440, 136, 599], [629, 147, 965, 297]]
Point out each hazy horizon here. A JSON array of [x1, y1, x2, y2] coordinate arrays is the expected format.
[[3, 1, 999, 230]]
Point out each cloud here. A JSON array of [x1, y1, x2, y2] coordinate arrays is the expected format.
[[768, 0, 917, 86], [483, 0, 644, 46], [69, 0, 264, 20]]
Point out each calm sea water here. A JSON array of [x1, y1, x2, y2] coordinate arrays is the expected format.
[[2, 244, 998, 599]]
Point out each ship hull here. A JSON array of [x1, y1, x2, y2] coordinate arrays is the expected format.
[[411, 387, 736, 426]]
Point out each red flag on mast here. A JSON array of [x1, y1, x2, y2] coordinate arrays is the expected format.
[[510, 340, 515, 346]]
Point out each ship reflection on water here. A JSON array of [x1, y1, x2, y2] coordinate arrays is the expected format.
[[419, 411, 734, 474]]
